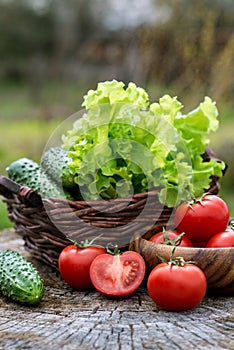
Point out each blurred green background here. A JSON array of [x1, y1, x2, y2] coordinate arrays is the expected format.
[[0, 0, 234, 229]]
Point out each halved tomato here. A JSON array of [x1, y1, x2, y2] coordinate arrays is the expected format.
[[90, 250, 146, 297]]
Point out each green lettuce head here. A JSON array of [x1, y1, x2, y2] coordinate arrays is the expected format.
[[62, 80, 225, 207]]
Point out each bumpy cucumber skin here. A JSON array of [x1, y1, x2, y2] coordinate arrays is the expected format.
[[7, 158, 41, 192], [39, 170, 74, 199], [7, 157, 73, 199], [41, 146, 75, 188], [0, 250, 44, 305]]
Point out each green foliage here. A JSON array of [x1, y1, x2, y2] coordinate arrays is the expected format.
[[0, 119, 60, 175], [0, 82, 233, 230], [0, 201, 13, 230], [0, 0, 233, 109], [62, 80, 225, 207], [138, 0, 234, 106]]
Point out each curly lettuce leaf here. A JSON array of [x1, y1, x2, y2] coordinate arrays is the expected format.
[[82, 80, 149, 109], [174, 96, 219, 155], [62, 80, 225, 206]]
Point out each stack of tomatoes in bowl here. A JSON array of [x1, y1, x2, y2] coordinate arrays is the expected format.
[[134, 194, 234, 301], [172, 194, 233, 248]]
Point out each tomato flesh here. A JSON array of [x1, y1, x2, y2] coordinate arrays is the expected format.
[[147, 263, 207, 311], [58, 245, 106, 289], [174, 195, 230, 242], [90, 251, 146, 297]]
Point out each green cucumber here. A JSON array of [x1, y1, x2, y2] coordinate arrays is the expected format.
[[41, 146, 75, 188], [6, 157, 41, 192], [7, 157, 73, 199], [0, 250, 44, 305], [39, 170, 74, 199]]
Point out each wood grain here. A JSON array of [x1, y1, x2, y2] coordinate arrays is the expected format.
[[0, 229, 234, 350], [129, 234, 234, 296]]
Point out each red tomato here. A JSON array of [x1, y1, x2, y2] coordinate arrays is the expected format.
[[147, 262, 207, 311], [90, 251, 146, 297], [193, 241, 207, 248], [174, 195, 230, 242], [149, 230, 193, 247], [206, 227, 234, 248], [58, 245, 106, 289]]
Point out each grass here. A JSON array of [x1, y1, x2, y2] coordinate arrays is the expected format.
[[0, 119, 63, 230], [0, 119, 63, 174], [0, 80, 89, 230], [0, 80, 90, 121], [0, 80, 233, 230], [0, 201, 13, 229]]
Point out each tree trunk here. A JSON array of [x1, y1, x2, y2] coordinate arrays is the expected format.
[[0, 229, 233, 350]]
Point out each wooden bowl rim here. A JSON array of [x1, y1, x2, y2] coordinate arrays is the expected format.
[[130, 234, 234, 255]]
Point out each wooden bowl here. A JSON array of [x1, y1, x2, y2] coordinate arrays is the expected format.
[[129, 235, 234, 296]]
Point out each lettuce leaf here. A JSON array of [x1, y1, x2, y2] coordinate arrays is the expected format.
[[62, 80, 225, 207]]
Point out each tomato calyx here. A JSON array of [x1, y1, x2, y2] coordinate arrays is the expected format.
[[66, 234, 104, 249], [157, 246, 195, 267], [168, 256, 190, 268], [187, 192, 211, 208], [160, 228, 186, 246], [106, 243, 121, 256]]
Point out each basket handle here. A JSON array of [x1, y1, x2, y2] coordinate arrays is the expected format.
[[0, 175, 20, 196], [0, 175, 42, 207]]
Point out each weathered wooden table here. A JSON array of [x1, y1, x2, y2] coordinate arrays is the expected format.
[[0, 228, 233, 350]]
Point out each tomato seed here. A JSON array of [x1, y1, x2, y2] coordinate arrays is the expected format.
[[129, 272, 137, 278], [123, 265, 138, 287], [124, 278, 130, 286]]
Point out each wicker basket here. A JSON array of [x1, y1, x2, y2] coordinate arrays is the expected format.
[[0, 175, 177, 270], [0, 147, 224, 271]]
